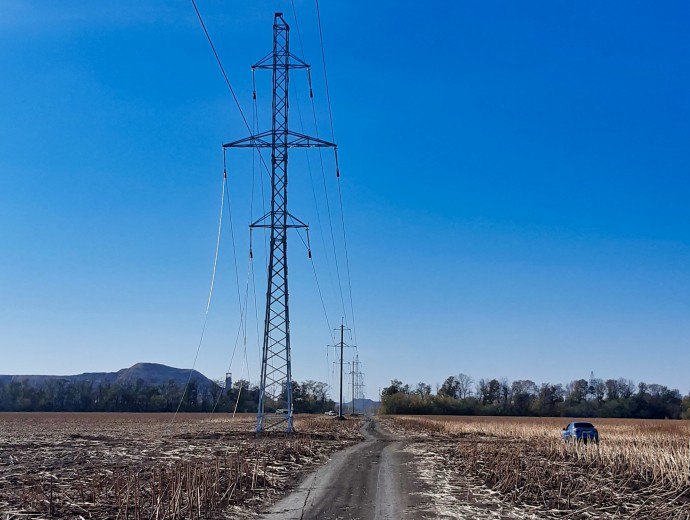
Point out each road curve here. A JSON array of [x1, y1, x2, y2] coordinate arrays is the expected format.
[[261, 417, 419, 520]]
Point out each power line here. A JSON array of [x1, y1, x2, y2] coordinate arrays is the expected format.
[[313, 0, 359, 344], [291, 0, 349, 326], [180, 157, 253, 427], [315, 0, 336, 141], [223, 174, 252, 382], [170, 173, 226, 428], [190, 0, 251, 133], [289, 0, 338, 344], [202, 168, 256, 422], [292, 1, 358, 388], [296, 228, 335, 344], [223, 150, 243, 312], [175, 0, 257, 423], [252, 67, 269, 262], [187, 1, 267, 423], [336, 177, 358, 345], [248, 105, 264, 368], [191, 0, 273, 186]]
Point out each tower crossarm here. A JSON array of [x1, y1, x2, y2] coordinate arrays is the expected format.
[[250, 211, 308, 229], [223, 130, 336, 149], [253, 51, 310, 70]]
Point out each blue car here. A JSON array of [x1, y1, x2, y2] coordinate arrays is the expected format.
[[562, 421, 599, 443]]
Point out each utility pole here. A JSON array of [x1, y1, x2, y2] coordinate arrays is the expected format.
[[351, 355, 355, 415], [329, 319, 354, 419], [224, 13, 336, 433], [340, 321, 345, 419]]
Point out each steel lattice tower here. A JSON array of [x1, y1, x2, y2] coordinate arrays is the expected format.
[[224, 13, 335, 433]]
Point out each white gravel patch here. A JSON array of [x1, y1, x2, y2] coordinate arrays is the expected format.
[[402, 443, 543, 519]]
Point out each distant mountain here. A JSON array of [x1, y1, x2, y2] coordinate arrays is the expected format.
[[0, 362, 216, 392], [0, 363, 225, 412], [338, 398, 380, 413]]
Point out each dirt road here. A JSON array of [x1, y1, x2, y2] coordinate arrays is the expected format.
[[261, 417, 423, 520], [260, 417, 547, 520]]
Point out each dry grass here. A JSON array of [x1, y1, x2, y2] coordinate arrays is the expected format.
[[0, 412, 362, 519], [385, 415, 690, 519]]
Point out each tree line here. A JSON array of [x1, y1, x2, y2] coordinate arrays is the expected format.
[[381, 374, 690, 419], [0, 378, 335, 413]]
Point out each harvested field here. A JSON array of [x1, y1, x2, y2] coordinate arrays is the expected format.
[[383, 415, 690, 519], [0, 412, 362, 519]]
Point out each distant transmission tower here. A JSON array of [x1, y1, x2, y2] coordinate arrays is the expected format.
[[350, 354, 365, 415], [224, 13, 336, 433]]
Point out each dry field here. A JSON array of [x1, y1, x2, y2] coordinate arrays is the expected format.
[[383, 415, 690, 519], [0, 412, 362, 519]]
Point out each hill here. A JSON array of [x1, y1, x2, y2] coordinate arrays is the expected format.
[[0, 362, 215, 392], [0, 364, 340, 414], [339, 398, 380, 414], [0, 363, 223, 412]]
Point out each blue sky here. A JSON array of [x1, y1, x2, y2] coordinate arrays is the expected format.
[[1, 1, 689, 397]]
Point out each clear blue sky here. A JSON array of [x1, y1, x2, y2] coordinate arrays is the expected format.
[[1, 1, 689, 397]]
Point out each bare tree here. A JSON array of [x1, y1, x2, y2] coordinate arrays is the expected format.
[[457, 373, 474, 399], [618, 378, 635, 399]]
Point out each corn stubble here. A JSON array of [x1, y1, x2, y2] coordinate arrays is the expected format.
[[0, 413, 361, 519], [387, 416, 690, 519]]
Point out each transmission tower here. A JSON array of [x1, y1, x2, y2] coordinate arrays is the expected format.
[[349, 354, 365, 415], [224, 13, 336, 433]]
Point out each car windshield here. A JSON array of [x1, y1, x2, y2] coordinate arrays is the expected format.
[[574, 422, 594, 428]]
